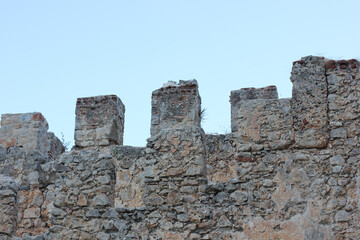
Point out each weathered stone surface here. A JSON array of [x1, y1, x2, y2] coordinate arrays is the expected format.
[[1, 56, 360, 239], [150, 80, 201, 136], [92, 194, 110, 206], [0, 113, 64, 159], [77, 193, 87, 206], [231, 96, 293, 149], [75, 95, 125, 148], [0, 175, 18, 236], [46, 132, 65, 161], [231, 85, 278, 102], [291, 56, 329, 148], [112, 146, 146, 208]]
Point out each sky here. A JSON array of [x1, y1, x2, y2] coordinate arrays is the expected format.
[[0, 1, 359, 148]]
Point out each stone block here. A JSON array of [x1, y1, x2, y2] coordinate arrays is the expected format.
[[326, 58, 360, 148], [231, 86, 279, 133], [112, 146, 145, 208], [291, 56, 329, 148], [230, 86, 293, 149], [150, 80, 201, 136], [0, 113, 59, 158], [75, 95, 125, 148]]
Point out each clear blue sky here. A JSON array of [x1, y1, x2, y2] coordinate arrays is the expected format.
[[1, 1, 359, 147]]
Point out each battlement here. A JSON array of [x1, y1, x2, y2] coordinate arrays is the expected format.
[[0, 112, 64, 159], [1, 57, 357, 150], [150, 80, 201, 136], [0, 56, 359, 239], [74, 95, 125, 148]]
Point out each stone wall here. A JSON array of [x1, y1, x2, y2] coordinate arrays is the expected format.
[[0, 175, 18, 239], [0, 56, 359, 239]]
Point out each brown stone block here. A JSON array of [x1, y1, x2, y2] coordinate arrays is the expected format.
[[236, 156, 254, 162], [325, 60, 336, 70], [0, 138, 16, 147], [293, 60, 305, 65]]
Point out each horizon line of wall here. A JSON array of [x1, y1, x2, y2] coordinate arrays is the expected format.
[[0, 55, 359, 153]]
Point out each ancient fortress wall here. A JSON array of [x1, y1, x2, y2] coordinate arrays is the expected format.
[[0, 56, 359, 239]]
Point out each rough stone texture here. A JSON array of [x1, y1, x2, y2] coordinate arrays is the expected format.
[[0, 113, 63, 159], [231, 56, 331, 150], [325, 58, 360, 239], [75, 95, 125, 148], [0, 113, 64, 239], [230, 85, 278, 102], [46, 150, 117, 239], [0, 146, 59, 238], [0, 175, 18, 238], [151, 80, 201, 136], [1, 56, 360, 239], [47, 132, 65, 161], [230, 90, 293, 149], [112, 146, 146, 208], [291, 56, 329, 148]]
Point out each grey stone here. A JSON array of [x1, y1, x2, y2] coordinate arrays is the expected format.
[[335, 210, 350, 222], [177, 213, 189, 222], [184, 165, 204, 176], [213, 192, 228, 203], [333, 166, 342, 173], [55, 164, 69, 172], [51, 207, 66, 217], [103, 208, 119, 219], [330, 128, 347, 139], [96, 232, 110, 240], [93, 193, 111, 206], [80, 170, 92, 181], [144, 166, 155, 178], [262, 179, 273, 187], [113, 220, 128, 233], [27, 171, 39, 185], [329, 156, 345, 165], [230, 190, 248, 203], [0, 189, 16, 196], [86, 208, 101, 217], [217, 215, 232, 228], [96, 174, 111, 185]]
